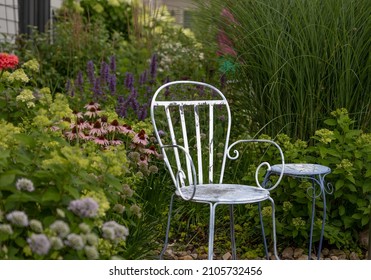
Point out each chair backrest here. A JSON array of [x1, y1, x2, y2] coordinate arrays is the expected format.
[[150, 81, 232, 188]]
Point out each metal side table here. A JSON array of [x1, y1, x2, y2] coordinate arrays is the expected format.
[[263, 163, 332, 260]]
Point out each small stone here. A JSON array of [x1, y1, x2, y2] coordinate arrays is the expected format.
[[222, 252, 232, 260], [190, 253, 198, 259], [199, 253, 208, 260], [294, 248, 304, 259], [298, 255, 309, 260], [178, 251, 188, 257], [179, 255, 193, 260], [165, 249, 176, 258], [359, 230, 369, 248], [330, 249, 346, 259], [310, 253, 317, 260], [349, 252, 359, 260], [321, 248, 329, 257], [330, 256, 339, 260], [282, 247, 294, 259]]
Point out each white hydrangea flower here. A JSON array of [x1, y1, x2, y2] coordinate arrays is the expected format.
[[15, 178, 35, 192]]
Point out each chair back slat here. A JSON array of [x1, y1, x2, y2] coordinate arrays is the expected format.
[[208, 104, 214, 183], [165, 105, 184, 185], [179, 105, 193, 185], [194, 104, 203, 184]]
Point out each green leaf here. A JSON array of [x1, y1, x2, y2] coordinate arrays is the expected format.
[[339, 205, 345, 216], [13, 134, 37, 147], [346, 176, 356, 185], [0, 172, 15, 187], [361, 215, 369, 226], [42, 188, 62, 202], [324, 119, 337, 126], [351, 213, 362, 219], [363, 179, 371, 193], [365, 169, 371, 178], [335, 179, 344, 190], [6, 192, 38, 203], [343, 217, 353, 229], [15, 237, 27, 247], [64, 185, 79, 199]]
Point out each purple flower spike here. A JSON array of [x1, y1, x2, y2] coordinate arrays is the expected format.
[[65, 79, 71, 92], [139, 70, 148, 86], [124, 72, 134, 89], [137, 105, 148, 121], [108, 74, 117, 95], [87, 60, 95, 85], [75, 71, 84, 93], [100, 61, 109, 84], [93, 79, 102, 97], [109, 55, 116, 72], [150, 53, 157, 80]]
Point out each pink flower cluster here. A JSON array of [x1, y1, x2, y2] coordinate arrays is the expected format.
[[0, 52, 19, 70], [65, 102, 135, 146], [62, 102, 161, 173]]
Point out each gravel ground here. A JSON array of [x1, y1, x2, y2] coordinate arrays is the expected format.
[[160, 245, 369, 260]]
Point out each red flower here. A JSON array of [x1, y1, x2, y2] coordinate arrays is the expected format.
[[0, 53, 19, 70]]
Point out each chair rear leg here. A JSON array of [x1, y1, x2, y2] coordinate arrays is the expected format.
[[229, 205, 237, 260], [268, 197, 279, 260], [258, 202, 269, 259], [160, 193, 175, 259]]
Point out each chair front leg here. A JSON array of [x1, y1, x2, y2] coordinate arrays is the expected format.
[[229, 205, 237, 260], [208, 203, 217, 260], [160, 193, 175, 259]]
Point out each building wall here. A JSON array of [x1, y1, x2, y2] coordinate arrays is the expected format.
[[0, 0, 18, 40], [162, 0, 196, 27], [146, 0, 196, 27]]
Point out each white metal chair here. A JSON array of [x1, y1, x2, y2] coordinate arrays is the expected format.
[[150, 81, 285, 260]]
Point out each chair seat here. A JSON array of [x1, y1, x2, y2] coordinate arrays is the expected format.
[[176, 184, 270, 203]]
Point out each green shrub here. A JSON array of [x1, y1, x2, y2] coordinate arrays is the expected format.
[[235, 109, 371, 250], [0, 56, 163, 259]]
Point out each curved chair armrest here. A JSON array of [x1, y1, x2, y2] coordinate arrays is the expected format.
[[226, 139, 285, 191], [160, 144, 198, 201]]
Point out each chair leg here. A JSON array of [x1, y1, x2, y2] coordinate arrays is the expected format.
[[308, 180, 316, 260], [229, 205, 237, 260], [208, 203, 217, 260], [258, 202, 269, 259], [318, 187, 326, 260], [268, 197, 280, 260], [160, 193, 175, 260]]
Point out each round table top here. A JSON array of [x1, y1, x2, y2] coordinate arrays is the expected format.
[[270, 163, 331, 176]]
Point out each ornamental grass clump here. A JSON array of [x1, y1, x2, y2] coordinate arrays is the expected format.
[[194, 0, 370, 140]]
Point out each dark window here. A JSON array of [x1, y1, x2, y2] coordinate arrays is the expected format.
[[18, 0, 50, 35]]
